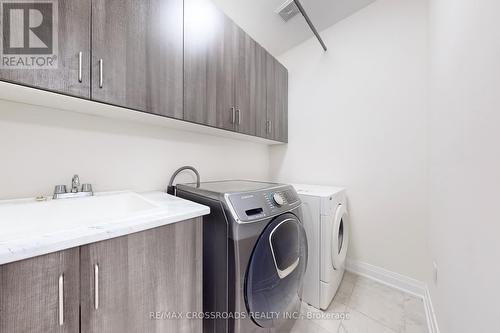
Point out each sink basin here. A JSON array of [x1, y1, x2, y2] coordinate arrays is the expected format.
[[0, 191, 162, 243]]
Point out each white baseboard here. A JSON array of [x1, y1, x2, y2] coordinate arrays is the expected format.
[[345, 259, 427, 297], [423, 287, 440, 333], [345, 259, 440, 333]]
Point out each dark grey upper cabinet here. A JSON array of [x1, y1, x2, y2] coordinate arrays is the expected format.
[[184, 0, 287, 141], [80, 218, 202, 333], [0, 249, 80, 333], [235, 29, 267, 137], [0, 0, 91, 98], [266, 54, 289, 142], [0, 0, 288, 142], [91, 0, 183, 119], [184, 0, 238, 130]]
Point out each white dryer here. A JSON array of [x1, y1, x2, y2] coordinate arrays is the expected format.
[[292, 184, 349, 310]]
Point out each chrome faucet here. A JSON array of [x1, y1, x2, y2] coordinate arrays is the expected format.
[[53, 174, 94, 199], [71, 174, 80, 193]]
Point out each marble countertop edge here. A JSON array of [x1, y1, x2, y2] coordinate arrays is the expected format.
[[0, 191, 210, 265]]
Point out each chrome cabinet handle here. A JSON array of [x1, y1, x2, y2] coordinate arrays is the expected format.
[[78, 52, 82, 83], [231, 107, 236, 124], [236, 108, 241, 125], [267, 120, 272, 134], [99, 59, 103, 88], [58, 274, 64, 326], [94, 264, 99, 310]]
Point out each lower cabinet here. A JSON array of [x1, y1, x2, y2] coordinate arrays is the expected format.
[[0, 218, 202, 333], [80, 218, 203, 333], [0, 248, 80, 333]]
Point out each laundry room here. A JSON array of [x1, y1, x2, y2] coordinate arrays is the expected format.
[[0, 0, 497, 332]]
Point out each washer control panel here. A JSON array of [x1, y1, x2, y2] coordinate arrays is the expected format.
[[266, 189, 299, 213], [228, 186, 301, 223]]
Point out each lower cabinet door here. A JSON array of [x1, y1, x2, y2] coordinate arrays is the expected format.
[[0, 248, 80, 333], [80, 218, 203, 333]]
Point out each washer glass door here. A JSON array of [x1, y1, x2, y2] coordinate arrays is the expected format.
[[331, 204, 349, 270], [244, 213, 307, 328]]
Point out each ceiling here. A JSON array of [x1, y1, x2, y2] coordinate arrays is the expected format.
[[211, 0, 377, 56]]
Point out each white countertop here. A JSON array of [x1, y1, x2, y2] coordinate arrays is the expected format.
[[0, 191, 209, 265]]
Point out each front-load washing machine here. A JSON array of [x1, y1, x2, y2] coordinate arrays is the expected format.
[[292, 184, 349, 310], [176, 181, 308, 333]]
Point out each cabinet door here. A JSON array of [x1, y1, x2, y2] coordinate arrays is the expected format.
[[0, 0, 90, 98], [0, 249, 80, 333], [234, 31, 267, 136], [184, 0, 238, 130], [266, 54, 289, 142], [91, 0, 183, 119], [80, 218, 203, 333]]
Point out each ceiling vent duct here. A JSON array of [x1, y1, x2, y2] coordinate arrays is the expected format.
[[276, 0, 300, 22]]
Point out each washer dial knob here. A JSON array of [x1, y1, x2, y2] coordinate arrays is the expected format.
[[272, 193, 285, 206]]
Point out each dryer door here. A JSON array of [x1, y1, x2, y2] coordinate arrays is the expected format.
[[331, 204, 349, 270], [244, 213, 307, 328]]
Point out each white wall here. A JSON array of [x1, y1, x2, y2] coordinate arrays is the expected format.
[[5, 1, 500, 330], [0, 100, 270, 200], [270, 0, 430, 280], [211, 0, 376, 56], [428, 0, 500, 331]]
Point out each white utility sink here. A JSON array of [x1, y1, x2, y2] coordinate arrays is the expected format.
[[0, 191, 162, 243]]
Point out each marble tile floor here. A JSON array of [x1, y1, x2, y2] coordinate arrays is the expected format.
[[290, 272, 428, 333]]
